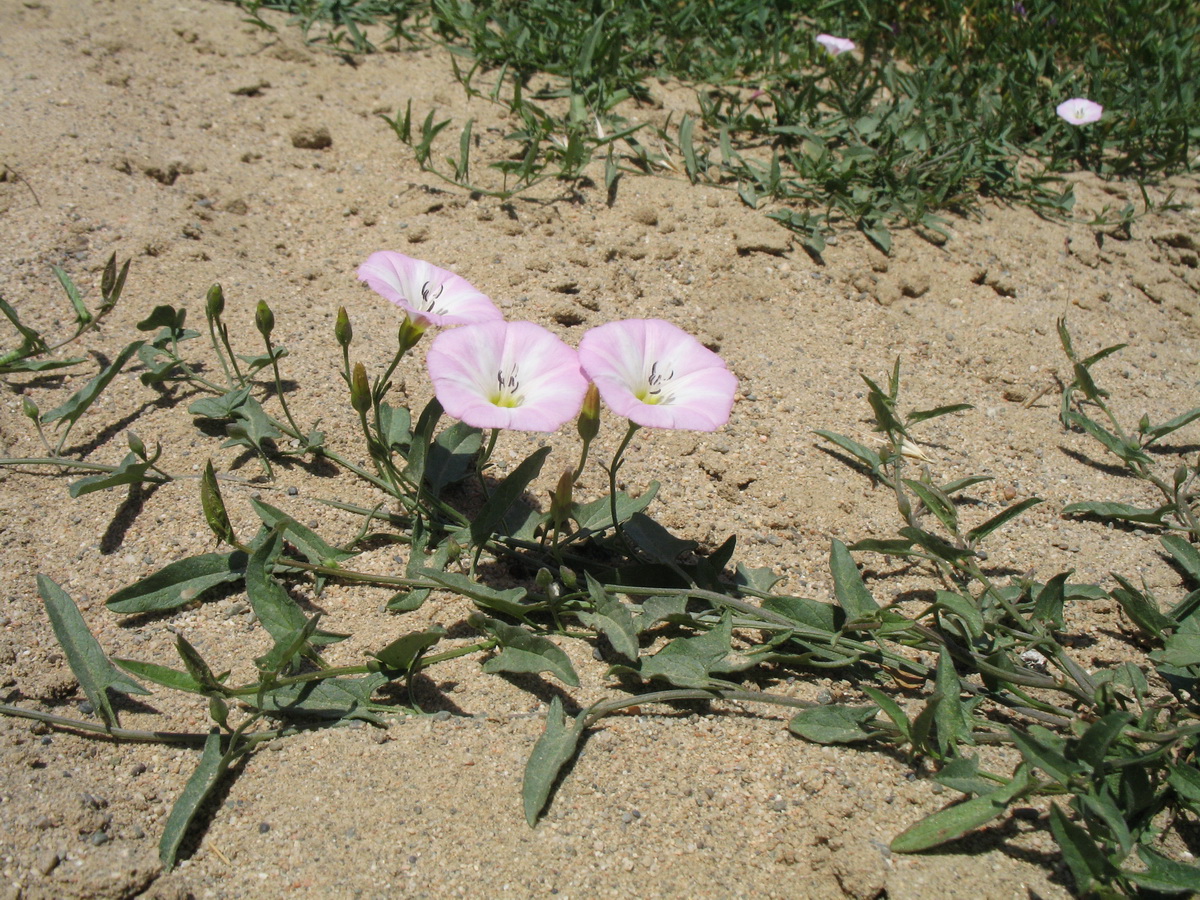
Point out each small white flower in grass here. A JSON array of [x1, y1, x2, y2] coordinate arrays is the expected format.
[[427, 321, 588, 432], [357, 250, 503, 328], [816, 34, 856, 57], [1056, 98, 1103, 125], [578, 319, 738, 432]]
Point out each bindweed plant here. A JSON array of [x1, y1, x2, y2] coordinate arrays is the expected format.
[[1, 257, 1198, 894], [230, 0, 1197, 251]]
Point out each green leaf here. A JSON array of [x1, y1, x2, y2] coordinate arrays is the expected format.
[[576, 574, 638, 661], [571, 482, 659, 533], [403, 397, 442, 490], [636, 594, 690, 632], [52, 264, 92, 325], [137, 304, 187, 334], [860, 686, 910, 744], [40, 339, 145, 430], [473, 615, 579, 687], [932, 755, 996, 797], [966, 498, 1042, 546], [891, 770, 1033, 853], [1061, 501, 1169, 527], [813, 429, 882, 475], [637, 612, 734, 688], [38, 575, 149, 728], [1142, 407, 1200, 444], [422, 570, 531, 621], [904, 479, 958, 536], [761, 595, 842, 634], [906, 403, 973, 425], [940, 476, 993, 496], [425, 422, 481, 497], [245, 529, 308, 643], [373, 625, 446, 672], [106, 551, 247, 614], [257, 674, 388, 723], [1166, 763, 1200, 807], [931, 590, 984, 641], [1048, 803, 1118, 894], [69, 452, 156, 498], [1063, 409, 1151, 467], [1071, 711, 1133, 770], [899, 525, 973, 562], [188, 386, 251, 420], [223, 396, 281, 455], [522, 696, 591, 825], [1009, 726, 1083, 785], [623, 513, 696, 564], [733, 562, 781, 594], [829, 539, 879, 620], [468, 447, 550, 547], [679, 113, 699, 183], [1153, 628, 1200, 669], [376, 401, 411, 452], [788, 704, 879, 744], [1125, 847, 1200, 893], [254, 615, 322, 675], [1159, 534, 1200, 586], [1109, 573, 1173, 639], [933, 649, 973, 755], [159, 729, 229, 868], [173, 633, 222, 693], [249, 498, 354, 569], [113, 658, 205, 694], [1033, 571, 1071, 630]]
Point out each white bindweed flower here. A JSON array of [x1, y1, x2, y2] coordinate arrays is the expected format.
[[1056, 98, 1103, 125], [426, 320, 588, 432], [816, 34, 856, 57], [578, 319, 737, 431], [357, 251, 503, 329]]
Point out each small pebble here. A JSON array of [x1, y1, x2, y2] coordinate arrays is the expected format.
[[259, 822, 271, 834]]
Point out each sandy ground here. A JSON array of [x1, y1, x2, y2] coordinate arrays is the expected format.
[[2, 1, 1199, 897]]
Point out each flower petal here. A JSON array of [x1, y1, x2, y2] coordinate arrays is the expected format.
[[357, 251, 503, 327], [427, 321, 587, 432], [1055, 98, 1103, 125], [816, 34, 856, 56], [578, 319, 737, 432]]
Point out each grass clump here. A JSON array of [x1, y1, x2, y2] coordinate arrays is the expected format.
[[235, 0, 1196, 249]]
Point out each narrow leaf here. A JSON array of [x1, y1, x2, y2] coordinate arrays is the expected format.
[[788, 704, 878, 744], [373, 625, 446, 672], [577, 574, 638, 661], [473, 615, 579, 687], [522, 696, 591, 825], [829, 539, 879, 619], [469, 446, 550, 546], [106, 552, 248, 614], [966, 498, 1042, 546], [891, 771, 1033, 853], [41, 340, 145, 428], [69, 452, 155, 498], [38, 575, 149, 728], [159, 729, 228, 867]]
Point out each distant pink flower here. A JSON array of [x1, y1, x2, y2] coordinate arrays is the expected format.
[[427, 321, 588, 431], [357, 251, 502, 328], [816, 34, 856, 56], [1056, 98, 1103, 125], [578, 319, 737, 432]]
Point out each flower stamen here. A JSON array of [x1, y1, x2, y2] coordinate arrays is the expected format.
[[419, 281, 448, 316], [491, 366, 525, 408]]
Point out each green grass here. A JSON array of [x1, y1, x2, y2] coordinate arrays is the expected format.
[[234, 0, 1198, 249]]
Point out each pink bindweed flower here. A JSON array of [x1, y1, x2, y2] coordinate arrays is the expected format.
[[816, 34, 856, 57], [357, 251, 503, 328], [1056, 98, 1103, 125], [578, 319, 737, 432], [426, 321, 588, 431]]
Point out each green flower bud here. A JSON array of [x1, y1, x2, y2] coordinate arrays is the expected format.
[[535, 568, 554, 591], [21, 397, 39, 420], [127, 431, 146, 458], [558, 565, 577, 590], [350, 362, 371, 415], [577, 383, 601, 443], [397, 315, 426, 354], [255, 300, 275, 338], [206, 283, 226, 320], [335, 306, 353, 348], [548, 468, 574, 529]]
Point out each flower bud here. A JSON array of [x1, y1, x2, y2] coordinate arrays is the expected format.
[[255, 300, 275, 338], [577, 383, 600, 443], [335, 306, 353, 348], [350, 362, 371, 415], [127, 431, 146, 458], [397, 315, 425, 354], [548, 468, 574, 528], [1174, 465, 1189, 489], [206, 283, 226, 320], [535, 567, 554, 591], [558, 565, 577, 590], [21, 397, 39, 420]]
